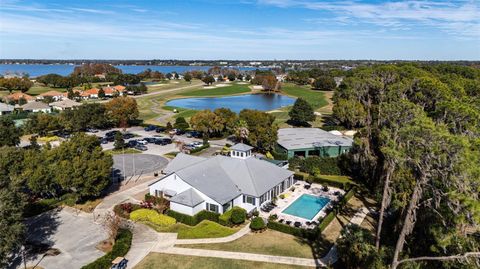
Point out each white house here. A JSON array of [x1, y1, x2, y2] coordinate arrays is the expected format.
[[49, 99, 82, 110], [149, 143, 295, 216], [0, 102, 14, 115]]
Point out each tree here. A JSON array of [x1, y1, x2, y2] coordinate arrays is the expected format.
[[184, 73, 192, 82], [288, 98, 315, 126], [98, 88, 105, 99], [312, 76, 336, 91], [227, 73, 236, 81], [214, 108, 237, 134], [337, 225, 384, 269], [245, 74, 252, 81], [166, 121, 173, 131], [237, 74, 244, 81], [166, 73, 173, 80], [202, 75, 215, 85], [0, 147, 26, 267], [234, 119, 249, 143], [190, 110, 223, 139], [174, 117, 189, 130], [61, 103, 110, 132], [25, 113, 62, 136], [0, 77, 33, 92], [174, 73, 180, 79], [114, 132, 125, 150], [51, 133, 113, 200], [239, 109, 278, 152], [112, 74, 141, 86], [0, 117, 20, 146], [104, 97, 139, 128]]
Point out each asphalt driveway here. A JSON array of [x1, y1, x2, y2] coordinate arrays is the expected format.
[[14, 207, 107, 269]]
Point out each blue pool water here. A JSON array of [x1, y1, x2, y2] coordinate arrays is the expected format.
[[282, 194, 330, 220]]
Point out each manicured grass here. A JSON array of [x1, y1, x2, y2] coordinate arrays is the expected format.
[[104, 148, 142, 155], [134, 253, 314, 269], [147, 220, 239, 239], [316, 174, 355, 185], [179, 229, 319, 259], [180, 83, 250, 97], [281, 83, 328, 109], [27, 85, 66, 96]]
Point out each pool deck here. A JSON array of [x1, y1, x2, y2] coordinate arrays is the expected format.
[[260, 181, 345, 229]]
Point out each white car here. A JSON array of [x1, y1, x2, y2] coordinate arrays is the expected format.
[[136, 139, 148, 145]]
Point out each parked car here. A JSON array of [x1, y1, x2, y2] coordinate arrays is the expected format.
[[186, 132, 193, 138], [144, 125, 156, 132], [136, 139, 148, 145], [123, 133, 134, 139], [105, 135, 115, 142], [174, 129, 185, 135], [127, 140, 138, 148], [134, 144, 147, 151], [86, 128, 99, 133], [100, 138, 108, 144], [154, 137, 172, 145], [144, 137, 157, 143], [105, 130, 120, 137], [155, 127, 166, 133]]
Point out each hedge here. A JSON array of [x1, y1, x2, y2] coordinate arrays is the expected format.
[[318, 211, 336, 232], [81, 229, 132, 269], [130, 209, 176, 227], [267, 221, 318, 240], [167, 210, 220, 226], [250, 217, 266, 231]]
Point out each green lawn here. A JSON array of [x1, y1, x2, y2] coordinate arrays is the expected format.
[[146, 220, 239, 239], [281, 83, 328, 109], [179, 229, 327, 259], [104, 148, 142, 155], [180, 83, 251, 97], [26, 85, 66, 96], [134, 253, 314, 269]]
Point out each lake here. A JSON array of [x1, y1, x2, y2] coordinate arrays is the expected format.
[[165, 94, 296, 113], [0, 64, 263, 77]]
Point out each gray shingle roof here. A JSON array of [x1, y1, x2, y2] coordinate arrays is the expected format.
[[163, 153, 206, 174], [164, 154, 294, 205], [277, 128, 353, 150], [49, 99, 82, 109], [0, 102, 14, 112], [230, 143, 253, 151], [170, 188, 204, 207], [21, 101, 50, 110]]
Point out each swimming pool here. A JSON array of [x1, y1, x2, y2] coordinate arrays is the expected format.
[[282, 194, 330, 220]]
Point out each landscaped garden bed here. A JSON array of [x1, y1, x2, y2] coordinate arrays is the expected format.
[[81, 228, 132, 269]]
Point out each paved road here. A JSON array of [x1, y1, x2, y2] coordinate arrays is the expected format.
[[113, 153, 168, 178]]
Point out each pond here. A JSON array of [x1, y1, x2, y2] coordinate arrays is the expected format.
[[165, 94, 296, 113]]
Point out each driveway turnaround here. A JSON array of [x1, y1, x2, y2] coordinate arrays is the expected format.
[[113, 153, 168, 178], [18, 207, 107, 269]]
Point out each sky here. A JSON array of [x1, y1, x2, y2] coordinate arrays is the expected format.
[[0, 0, 479, 60]]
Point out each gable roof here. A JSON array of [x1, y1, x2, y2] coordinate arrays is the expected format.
[[170, 188, 204, 207], [277, 128, 353, 150], [162, 154, 294, 205], [4, 92, 34, 101], [49, 99, 82, 109], [113, 85, 126, 91], [21, 101, 50, 110], [230, 143, 253, 151]]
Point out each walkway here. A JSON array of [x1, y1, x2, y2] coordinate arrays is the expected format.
[[175, 224, 251, 245]]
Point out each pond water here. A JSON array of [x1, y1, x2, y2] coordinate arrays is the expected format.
[[165, 93, 296, 113]]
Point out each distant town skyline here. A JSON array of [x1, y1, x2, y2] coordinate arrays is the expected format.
[[1, 0, 479, 60]]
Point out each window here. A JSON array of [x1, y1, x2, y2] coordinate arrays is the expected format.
[[206, 203, 219, 213], [243, 195, 256, 205]]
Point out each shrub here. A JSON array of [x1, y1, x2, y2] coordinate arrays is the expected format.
[[279, 194, 285, 199], [267, 221, 318, 240], [230, 207, 247, 224], [219, 210, 232, 226], [318, 211, 336, 232], [291, 156, 344, 175], [268, 214, 278, 221], [130, 209, 176, 227], [250, 217, 266, 231], [167, 210, 220, 226], [81, 229, 132, 269]]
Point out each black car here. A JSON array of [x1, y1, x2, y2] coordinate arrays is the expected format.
[[155, 127, 166, 133], [127, 140, 138, 148], [144, 125, 156, 132], [144, 137, 157, 143], [154, 137, 172, 145], [105, 135, 115, 142], [100, 138, 108, 144], [175, 129, 185, 135], [123, 133, 134, 139], [105, 130, 120, 137]]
